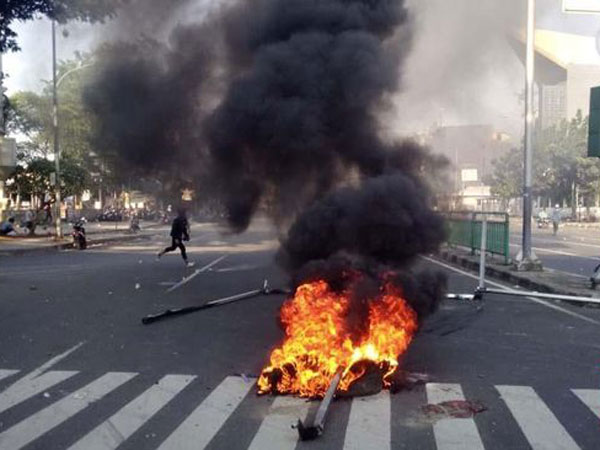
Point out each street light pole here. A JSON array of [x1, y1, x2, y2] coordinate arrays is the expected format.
[[52, 19, 62, 239], [0, 53, 5, 137], [516, 0, 542, 271]]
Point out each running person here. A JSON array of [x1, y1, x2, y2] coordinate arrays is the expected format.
[[157, 208, 193, 266]]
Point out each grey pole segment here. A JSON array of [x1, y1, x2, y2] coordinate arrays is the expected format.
[[517, 0, 542, 270], [0, 53, 4, 136], [52, 20, 63, 239], [478, 216, 487, 290]]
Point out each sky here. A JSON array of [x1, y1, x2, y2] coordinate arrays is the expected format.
[[3, 1, 600, 139]]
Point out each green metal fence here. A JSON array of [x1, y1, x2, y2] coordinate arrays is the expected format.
[[445, 211, 510, 264]]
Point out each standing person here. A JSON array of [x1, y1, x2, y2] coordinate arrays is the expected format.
[[23, 209, 35, 235], [551, 204, 561, 235], [157, 208, 194, 266]]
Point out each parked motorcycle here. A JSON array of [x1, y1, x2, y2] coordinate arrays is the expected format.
[[72, 221, 87, 250], [536, 217, 550, 229]]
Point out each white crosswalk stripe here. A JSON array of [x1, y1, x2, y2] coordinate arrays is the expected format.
[[248, 395, 310, 450], [344, 391, 391, 450], [0, 366, 596, 450], [0, 370, 79, 415], [68, 374, 195, 450], [158, 375, 254, 450], [497, 385, 580, 450], [426, 383, 485, 450], [0, 342, 85, 416], [0, 370, 18, 383], [572, 389, 600, 419], [0, 372, 136, 450]]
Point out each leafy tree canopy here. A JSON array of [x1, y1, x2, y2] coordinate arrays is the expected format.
[[6, 156, 89, 200], [490, 111, 600, 212]]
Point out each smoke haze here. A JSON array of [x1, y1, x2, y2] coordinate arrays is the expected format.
[[389, 0, 525, 136], [81, 1, 448, 316]]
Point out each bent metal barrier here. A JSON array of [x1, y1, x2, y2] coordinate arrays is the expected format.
[[444, 211, 510, 265]]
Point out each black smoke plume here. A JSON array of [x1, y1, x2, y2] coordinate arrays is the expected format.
[[207, 0, 412, 231], [278, 174, 445, 271], [84, 0, 448, 319]]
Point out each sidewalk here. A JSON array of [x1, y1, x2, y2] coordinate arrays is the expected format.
[[437, 245, 600, 303], [0, 221, 164, 256]]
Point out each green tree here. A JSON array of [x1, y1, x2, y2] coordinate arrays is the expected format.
[[490, 111, 600, 216], [6, 156, 89, 205], [8, 54, 97, 161], [489, 147, 523, 206]]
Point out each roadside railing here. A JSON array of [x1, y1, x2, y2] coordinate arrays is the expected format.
[[444, 211, 510, 264]]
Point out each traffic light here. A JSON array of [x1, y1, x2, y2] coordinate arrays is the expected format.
[[588, 86, 600, 157]]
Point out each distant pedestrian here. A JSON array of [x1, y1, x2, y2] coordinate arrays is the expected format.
[[0, 218, 17, 236], [551, 204, 561, 235], [157, 208, 193, 266], [42, 201, 52, 223], [24, 209, 35, 235]]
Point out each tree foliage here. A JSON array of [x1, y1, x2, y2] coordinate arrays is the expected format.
[[6, 156, 89, 201], [1, 0, 120, 52], [490, 111, 600, 211], [8, 54, 99, 161]]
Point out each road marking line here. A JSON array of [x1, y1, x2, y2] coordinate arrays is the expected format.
[[509, 243, 600, 261], [26, 341, 85, 378], [572, 389, 600, 419], [0, 372, 136, 450], [426, 383, 485, 450], [544, 267, 589, 280], [0, 370, 79, 415], [421, 256, 600, 326], [158, 376, 253, 450], [496, 385, 580, 450], [0, 370, 18, 383], [343, 391, 390, 450], [511, 234, 600, 250], [166, 255, 228, 293], [68, 374, 195, 450], [248, 395, 310, 450], [0, 342, 86, 415]]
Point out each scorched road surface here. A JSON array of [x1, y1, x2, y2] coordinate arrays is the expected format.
[[0, 218, 599, 450]]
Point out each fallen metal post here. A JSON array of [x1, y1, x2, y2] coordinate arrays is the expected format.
[[477, 287, 600, 305], [297, 370, 343, 441], [141, 280, 290, 324]]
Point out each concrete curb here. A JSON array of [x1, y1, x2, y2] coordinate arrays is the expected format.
[[437, 248, 599, 301], [0, 232, 157, 257]]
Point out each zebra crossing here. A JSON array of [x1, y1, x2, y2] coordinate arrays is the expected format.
[[0, 367, 598, 449]]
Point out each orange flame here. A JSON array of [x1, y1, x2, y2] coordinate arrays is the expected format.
[[257, 279, 418, 398]]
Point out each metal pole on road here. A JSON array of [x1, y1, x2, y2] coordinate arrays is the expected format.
[[52, 20, 62, 240], [516, 0, 542, 271]]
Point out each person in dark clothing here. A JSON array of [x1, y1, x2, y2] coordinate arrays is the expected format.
[[157, 209, 193, 266], [0, 217, 17, 236]]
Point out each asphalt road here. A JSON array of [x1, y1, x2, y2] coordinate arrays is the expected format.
[[1, 218, 599, 450], [510, 223, 600, 280]]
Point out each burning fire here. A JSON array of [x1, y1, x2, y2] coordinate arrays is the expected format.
[[257, 278, 418, 398]]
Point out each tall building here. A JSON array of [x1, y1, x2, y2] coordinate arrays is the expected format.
[[512, 5, 600, 129]]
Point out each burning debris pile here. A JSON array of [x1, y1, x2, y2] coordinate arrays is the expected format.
[[257, 277, 418, 398], [87, 0, 449, 401]]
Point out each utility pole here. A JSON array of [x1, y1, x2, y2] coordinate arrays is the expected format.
[[516, 0, 542, 271], [52, 20, 63, 239], [0, 52, 5, 137]]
